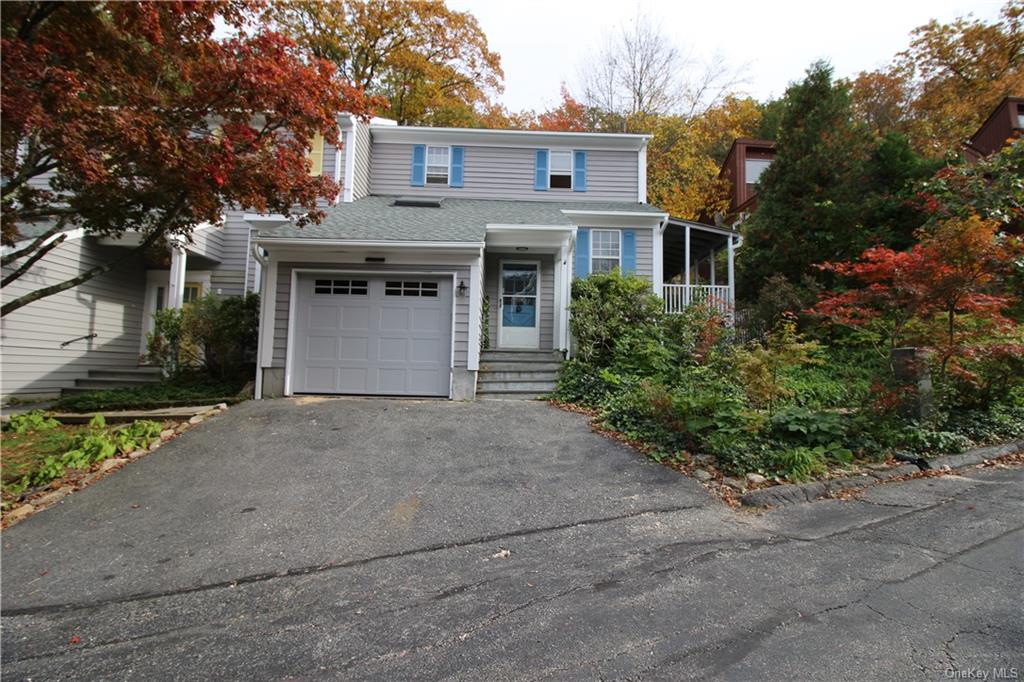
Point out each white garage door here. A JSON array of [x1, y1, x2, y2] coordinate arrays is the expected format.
[[292, 274, 453, 396]]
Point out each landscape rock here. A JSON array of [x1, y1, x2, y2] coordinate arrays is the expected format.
[[691, 454, 714, 466], [34, 489, 71, 507], [99, 458, 129, 473], [160, 429, 175, 440], [148, 440, 161, 451], [215, 402, 229, 411], [745, 473, 767, 485], [693, 469, 713, 482], [6, 504, 34, 522], [188, 415, 205, 425], [722, 477, 746, 492], [129, 449, 147, 459]]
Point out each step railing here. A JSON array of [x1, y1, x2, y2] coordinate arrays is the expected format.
[[662, 284, 733, 317]]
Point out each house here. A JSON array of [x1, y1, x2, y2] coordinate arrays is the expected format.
[[963, 96, 1023, 161], [1, 116, 740, 401], [712, 137, 775, 225], [248, 118, 740, 401]]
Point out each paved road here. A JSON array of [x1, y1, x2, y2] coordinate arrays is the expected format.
[[2, 398, 1021, 680]]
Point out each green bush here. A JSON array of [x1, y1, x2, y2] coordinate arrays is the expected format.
[[569, 271, 665, 369], [552, 360, 622, 406], [54, 374, 243, 412], [4, 410, 60, 434], [769, 446, 828, 482], [770, 406, 847, 447], [146, 292, 259, 381]]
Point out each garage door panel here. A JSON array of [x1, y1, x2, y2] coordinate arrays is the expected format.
[[411, 308, 443, 331], [308, 305, 340, 330], [305, 336, 339, 361], [339, 337, 370, 361], [340, 306, 370, 330], [292, 274, 452, 397]]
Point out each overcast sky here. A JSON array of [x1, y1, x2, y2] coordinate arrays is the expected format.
[[447, 0, 1005, 112]]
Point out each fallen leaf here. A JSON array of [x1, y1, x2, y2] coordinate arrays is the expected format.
[[69, 635, 80, 645]]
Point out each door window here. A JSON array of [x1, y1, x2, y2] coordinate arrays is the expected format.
[[501, 264, 538, 328]]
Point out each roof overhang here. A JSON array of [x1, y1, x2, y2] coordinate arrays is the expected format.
[[666, 217, 739, 238], [255, 237, 484, 250], [370, 125, 651, 152], [561, 209, 667, 229]]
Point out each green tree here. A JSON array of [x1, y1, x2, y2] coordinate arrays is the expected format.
[[737, 62, 874, 298]]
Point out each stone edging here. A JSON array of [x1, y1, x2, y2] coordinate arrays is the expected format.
[[2, 403, 229, 529], [740, 440, 1024, 508]]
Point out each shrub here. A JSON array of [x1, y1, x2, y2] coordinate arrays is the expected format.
[[146, 292, 259, 381], [4, 411, 60, 434], [569, 271, 665, 369], [552, 360, 622, 406], [769, 406, 846, 447], [735, 314, 822, 414], [769, 446, 828, 482]]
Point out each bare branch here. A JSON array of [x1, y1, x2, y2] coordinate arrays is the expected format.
[[1, 220, 67, 268], [2, 233, 66, 288]]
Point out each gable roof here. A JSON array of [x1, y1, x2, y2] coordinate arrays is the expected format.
[[254, 196, 665, 244]]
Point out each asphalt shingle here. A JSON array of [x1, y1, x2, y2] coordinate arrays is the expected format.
[[255, 196, 665, 243]]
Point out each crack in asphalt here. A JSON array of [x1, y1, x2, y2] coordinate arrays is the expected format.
[[1, 503, 704, 618]]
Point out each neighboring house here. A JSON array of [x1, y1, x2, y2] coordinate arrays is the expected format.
[[249, 119, 740, 401], [711, 137, 775, 226], [2, 116, 740, 401], [963, 96, 1023, 161]]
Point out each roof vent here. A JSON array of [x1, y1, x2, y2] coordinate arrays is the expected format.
[[392, 196, 443, 208]]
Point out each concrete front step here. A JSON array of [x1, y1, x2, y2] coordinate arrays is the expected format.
[[477, 391, 550, 401], [88, 367, 162, 379], [479, 350, 563, 363], [478, 370, 559, 382], [477, 379, 556, 393], [70, 377, 161, 390], [479, 361, 564, 372]]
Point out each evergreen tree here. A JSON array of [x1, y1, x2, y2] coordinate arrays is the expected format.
[[737, 62, 874, 299]]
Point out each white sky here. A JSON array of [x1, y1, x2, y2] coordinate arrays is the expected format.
[[447, 0, 1006, 112]]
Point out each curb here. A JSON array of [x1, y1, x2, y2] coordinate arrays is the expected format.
[[740, 439, 1024, 509]]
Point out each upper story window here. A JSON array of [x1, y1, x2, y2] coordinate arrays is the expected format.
[[1017, 104, 1024, 129], [745, 158, 771, 187], [549, 150, 573, 189], [426, 146, 450, 185], [591, 229, 621, 273]]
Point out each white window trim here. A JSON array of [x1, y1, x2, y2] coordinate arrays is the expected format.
[[426, 144, 452, 187], [590, 229, 621, 273], [547, 148, 574, 190]]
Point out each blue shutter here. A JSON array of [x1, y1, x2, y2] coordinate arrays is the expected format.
[[411, 145, 426, 186], [574, 228, 591, 278], [450, 146, 464, 187], [534, 149, 549, 191], [573, 150, 587, 192], [621, 230, 637, 274]]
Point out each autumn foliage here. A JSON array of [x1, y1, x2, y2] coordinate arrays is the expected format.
[[811, 215, 1023, 401], [1, 1, 374, 315]]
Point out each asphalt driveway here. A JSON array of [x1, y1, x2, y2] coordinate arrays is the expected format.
[[2, 398, 1021, 680]]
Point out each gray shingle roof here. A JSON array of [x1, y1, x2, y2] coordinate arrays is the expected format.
[[255, 196, 666, 243]]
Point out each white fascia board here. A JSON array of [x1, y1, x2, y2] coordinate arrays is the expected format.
[[243, 213, 294, 224], [256, 237, 485, 249], [560, 209, 668, 219], [370, 125, 651, 151], [2, 227, 86, 255], [667, 219, 740, 238], [485, 224, 576, 233]]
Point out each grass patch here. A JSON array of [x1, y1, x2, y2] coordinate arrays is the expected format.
[[53, 374, 247, 413], [1, 425, 86, 485]]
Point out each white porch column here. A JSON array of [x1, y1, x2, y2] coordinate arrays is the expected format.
[[168, 241, 187, 309], [727, 236, 736, 309], [557, 237, 571, 352], [652, 221, 665, 299], [709, 249, 717, 286], [684, 224, 692, 304], [467, 249, 483, 370]]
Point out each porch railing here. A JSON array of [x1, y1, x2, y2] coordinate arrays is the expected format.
[[662, 284, 733, 317]]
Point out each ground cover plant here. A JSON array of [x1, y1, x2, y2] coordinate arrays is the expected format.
[[553, 265, 1023, 485], [2, 413, 165, 507]]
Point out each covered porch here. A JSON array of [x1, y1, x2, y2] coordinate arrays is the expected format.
[[660, 218, 740, 318]]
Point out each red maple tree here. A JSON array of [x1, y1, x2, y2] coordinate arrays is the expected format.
[[1, 1, 376, 316], [811, 215, 1023, 399]]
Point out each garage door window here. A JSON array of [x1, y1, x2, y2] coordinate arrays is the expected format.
[[385, 280, 439, 297], [314, 279, 368, 295]]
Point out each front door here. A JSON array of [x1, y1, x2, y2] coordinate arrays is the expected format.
[[498, 261, 540, 348]]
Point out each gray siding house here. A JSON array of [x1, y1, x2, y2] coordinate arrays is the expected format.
[[2, 115, 739, 401], [250, 119, 740, 401]]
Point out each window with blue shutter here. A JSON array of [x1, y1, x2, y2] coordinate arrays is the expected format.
[[621, 230, 637, 274], [574, 228, 590, 277], [450, 146, 465, 187], [410, 145, 426, 186], [534, 149, 549, 191], [573, 150, 587, 192]]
